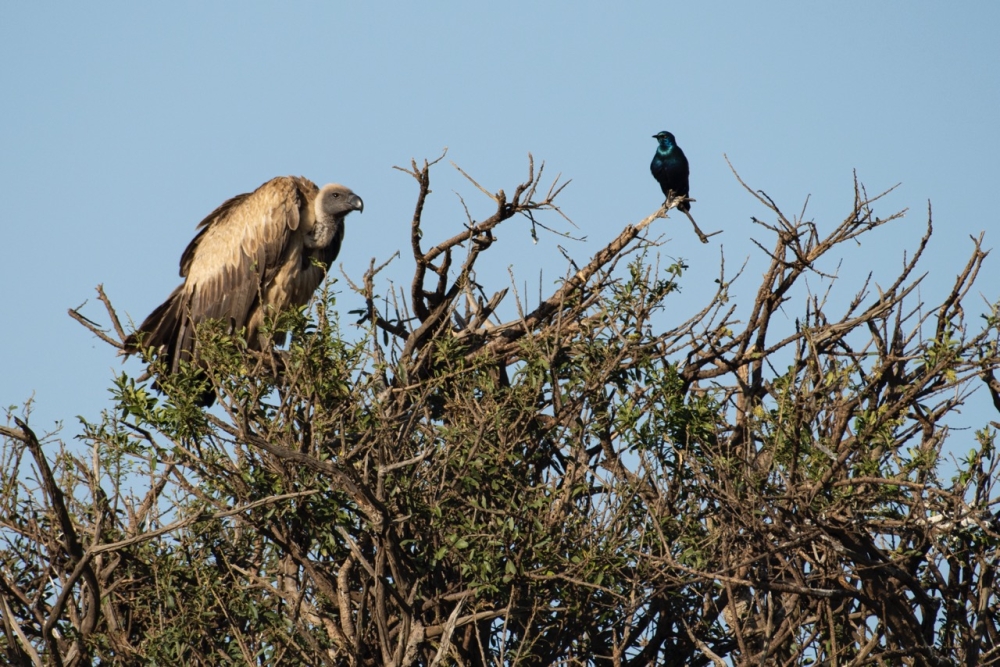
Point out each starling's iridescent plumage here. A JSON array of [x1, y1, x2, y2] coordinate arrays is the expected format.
[[650, 131, 690, 212]]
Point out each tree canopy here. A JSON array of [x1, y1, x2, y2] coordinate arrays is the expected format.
[[3, 155, 1000, 666]]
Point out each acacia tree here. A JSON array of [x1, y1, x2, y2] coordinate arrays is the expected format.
[[2, 154, 1000, 666]]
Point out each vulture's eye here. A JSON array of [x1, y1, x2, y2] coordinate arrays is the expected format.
[[332, 193, 340, 198]]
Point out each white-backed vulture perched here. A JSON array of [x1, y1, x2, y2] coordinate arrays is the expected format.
[[124, 176, 363, 397]]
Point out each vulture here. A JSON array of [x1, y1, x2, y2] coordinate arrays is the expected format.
[[124, 176, 363, 400]]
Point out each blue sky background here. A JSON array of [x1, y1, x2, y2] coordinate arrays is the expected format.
[[2, 3, 999, 444]]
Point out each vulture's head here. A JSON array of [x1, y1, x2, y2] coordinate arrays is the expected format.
[[309, 183, 364, 248]]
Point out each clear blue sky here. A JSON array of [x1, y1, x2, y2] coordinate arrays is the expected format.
[[3, 3, 999, 440]]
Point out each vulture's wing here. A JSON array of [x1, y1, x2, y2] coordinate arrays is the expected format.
[[173, 177, 312, 359]]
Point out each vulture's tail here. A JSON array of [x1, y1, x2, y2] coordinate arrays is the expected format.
[[124, 285, 187, 371], [124, 287, 214, 405]]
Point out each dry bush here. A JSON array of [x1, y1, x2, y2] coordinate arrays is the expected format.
[[3, 155, 1000, 666]]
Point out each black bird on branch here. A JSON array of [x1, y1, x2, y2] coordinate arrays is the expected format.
[[650, 131, 714, 243], [651, 131, 690, 211]]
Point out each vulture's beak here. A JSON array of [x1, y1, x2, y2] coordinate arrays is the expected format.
[[351, 194, 364, 213]]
